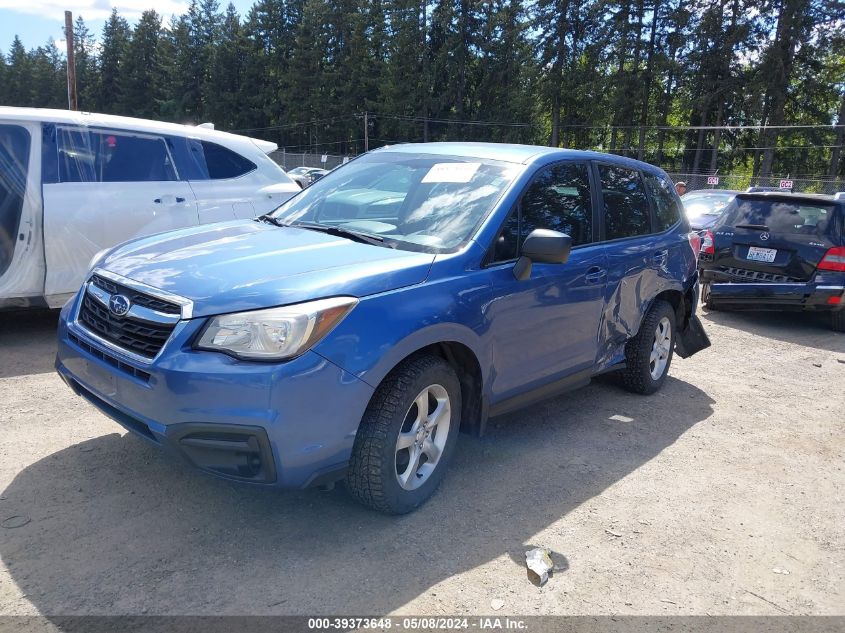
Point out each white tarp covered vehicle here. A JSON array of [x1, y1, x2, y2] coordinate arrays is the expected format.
[[0, 107, 300, 309]]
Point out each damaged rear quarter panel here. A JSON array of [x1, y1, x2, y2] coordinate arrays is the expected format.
[[597, 227, 696, 369]]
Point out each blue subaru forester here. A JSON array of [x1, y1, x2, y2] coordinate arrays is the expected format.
[[56, 143, 710, 513]]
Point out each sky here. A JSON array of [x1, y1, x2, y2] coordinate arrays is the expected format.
[[0, 0, 255, 52]]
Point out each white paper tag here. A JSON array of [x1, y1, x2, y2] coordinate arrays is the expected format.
[[421, 162, 481, 183]]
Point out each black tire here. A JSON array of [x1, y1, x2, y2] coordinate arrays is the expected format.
[[832, 310, 845, 333], [346, 354, 461, 514], [701, 282, 718, 310], [621, 300, 675, 395]]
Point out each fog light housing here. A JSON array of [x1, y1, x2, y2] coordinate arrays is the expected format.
[[170, 425, 277, 483]]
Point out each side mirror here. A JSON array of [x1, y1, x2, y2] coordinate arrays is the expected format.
[[513, 229, 572, 281]]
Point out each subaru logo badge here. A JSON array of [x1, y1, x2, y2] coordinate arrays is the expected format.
[[109, 294, 131, 317], [760, 232, 770, 241]]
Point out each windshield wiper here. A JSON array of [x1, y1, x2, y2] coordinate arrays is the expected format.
[[292, 222, 386, 246], [735, 223, 770, 231], [256, 214, 285, 227]]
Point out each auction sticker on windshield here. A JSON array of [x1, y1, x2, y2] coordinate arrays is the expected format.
[[421, 162, 481, 183], [747, 246, 777, 263]]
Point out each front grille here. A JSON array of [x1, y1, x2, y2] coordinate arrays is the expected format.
[[91, 274, 180, 314], [719, 266, 799, 283], [78, 289, 176, 359]]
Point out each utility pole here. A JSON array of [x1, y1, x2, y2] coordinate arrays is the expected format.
[[363, 111, 369, 152], [64, 11, 78, 110]]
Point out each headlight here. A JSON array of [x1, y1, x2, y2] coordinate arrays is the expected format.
[[195, 296, 358, 360]]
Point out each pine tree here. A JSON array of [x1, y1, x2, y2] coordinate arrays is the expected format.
[[120, 11, 165, 119], [0, 50, 7, 105], [755, 0, 822, 177], [5, 37, 31, 106], [288, 0, 330, 151], [28, 39, 66, 109], [380, 0, 430, 142], [475, 0, 536, 143], [207, 4, 248, 128], [97, 9, 131, 113], [73, 16, 98, 110]]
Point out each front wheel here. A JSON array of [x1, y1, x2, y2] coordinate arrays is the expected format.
[[621, 300, 675, 395], [346, 355, 461, 514]]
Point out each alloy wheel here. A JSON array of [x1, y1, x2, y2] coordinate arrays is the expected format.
[[394, 384, 451, 490], [649, 316, 672, 380]]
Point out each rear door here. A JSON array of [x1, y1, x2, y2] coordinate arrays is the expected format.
[[594, 163, 659, 352], [713, 195, 839, 281], [644, 170, 696, 275], [180, 139, 263, 222], [0, 121, 44, 301], [42, 126, 198, 297]]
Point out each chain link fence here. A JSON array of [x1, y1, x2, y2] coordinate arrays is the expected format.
[[269, 151, 349, 171], [667, 173, 845, 196]]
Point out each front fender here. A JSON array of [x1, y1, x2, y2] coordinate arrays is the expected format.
[[355, 322, 490, 389], [312, 268, 493, 390]]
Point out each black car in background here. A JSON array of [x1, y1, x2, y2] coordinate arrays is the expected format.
[[698, 192, 845, 331], [681, 190, 742, 230]]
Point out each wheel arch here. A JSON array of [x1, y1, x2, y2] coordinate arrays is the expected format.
[[359, 324, 489, 438], [649, 273, 700, 331]]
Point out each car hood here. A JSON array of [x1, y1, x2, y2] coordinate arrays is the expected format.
[[99, 220, 435, 317]]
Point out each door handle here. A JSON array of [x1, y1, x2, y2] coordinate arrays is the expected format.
[[585, 266, 607, 284], [153, 196, 186, 205]]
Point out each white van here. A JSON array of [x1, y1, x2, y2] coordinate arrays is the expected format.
[[0, 107, 301, 309]]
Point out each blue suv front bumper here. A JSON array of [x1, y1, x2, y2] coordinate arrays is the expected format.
[[55, 294, 374, 489]]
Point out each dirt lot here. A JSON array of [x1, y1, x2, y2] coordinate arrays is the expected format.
[[0, 307, 843, 618]]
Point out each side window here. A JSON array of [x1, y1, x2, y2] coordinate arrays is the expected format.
[[599, 164, 651, 240], [0, 124, 31, 278], [196, 141, 256, 180], [521, 162, 593, 246], [57, 128, 96, 182], [645, 172, 682, 231], [57, 128, 177, 183], [488, 162, 592, 264]]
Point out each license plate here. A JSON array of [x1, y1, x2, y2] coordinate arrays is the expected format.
[[747, 246, 777, 263]]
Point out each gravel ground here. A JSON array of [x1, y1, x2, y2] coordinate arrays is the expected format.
[[0, 307, 843, 618]]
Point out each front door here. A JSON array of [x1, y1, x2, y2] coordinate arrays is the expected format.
[[486, 161, 607, 402], [43, 126, 198, 297]]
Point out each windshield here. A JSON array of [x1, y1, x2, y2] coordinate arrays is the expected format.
[[270, 152, 521, 252], [681, 192, 735, 221], [721, 197, 838, 238]]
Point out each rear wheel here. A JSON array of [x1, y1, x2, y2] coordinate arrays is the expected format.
[[701, 282, 717, 310], [346, 355, 461, 514], [621, 300, 675, 395], [832, 309, 845, 333]]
